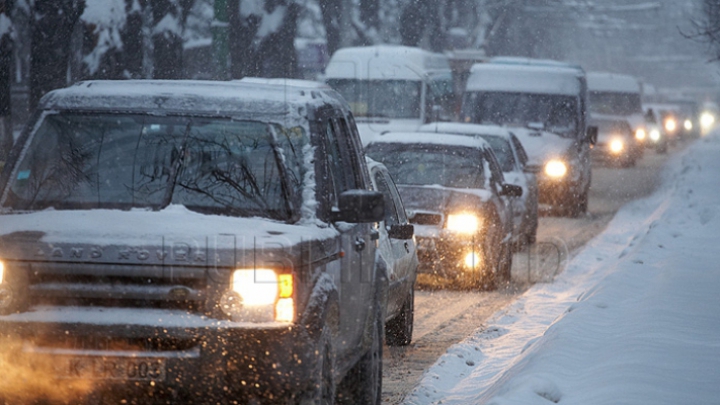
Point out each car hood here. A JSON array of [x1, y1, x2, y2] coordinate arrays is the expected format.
[[397, 185, 492, 215], [510, 128, 576, 164], [0, 205, 338, 266]]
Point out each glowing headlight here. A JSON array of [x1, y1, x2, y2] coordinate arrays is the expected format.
[[544, 160, 567, 178], [635, 128, 646, 141], [664, 118, 677, 132], [446, 214, 481, 234], [649, 129, 661, 141], [609, 139, 624, 154], [221, 269, 294, 323], [701, 112, 715, 128], [684, 120, 693, 131]]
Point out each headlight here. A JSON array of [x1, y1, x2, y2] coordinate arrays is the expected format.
[[649, 129, 661, 141], [684, 119, 693, 131], [446, 213, 481, 234], [609, 139, 624, 154], [664, 118, 677, 132], [635, 128, 646, 141], [701, 112, 715, 128], [221, 269, 294, 323], [544, 160, 567, 178]]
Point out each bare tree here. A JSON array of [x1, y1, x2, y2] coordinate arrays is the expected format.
[[29, 0, 85, 111], [685, 0, 720, 62], [0, 0, 12, 159]]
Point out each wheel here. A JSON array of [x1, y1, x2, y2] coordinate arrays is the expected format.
[[385, 288, 414, 346], [297, 325, 336, 405], [336, 303, 382, 405]]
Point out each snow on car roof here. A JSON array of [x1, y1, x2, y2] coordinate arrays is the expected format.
[[418, 122, 512, 139], [587, 72, 641, 93], [466, 63, 581, 95], [38, 79, 340, 126], [325, 45, 450, 81], [367, 131, 491, 150], [489, 56, 584, 72]]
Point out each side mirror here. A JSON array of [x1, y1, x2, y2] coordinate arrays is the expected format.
[[499, 183, 523, 198], [523, 164, 541, 174], [333, 190, 385, 223], [586, 126, 598, 146], [388, 223, 414, 240]]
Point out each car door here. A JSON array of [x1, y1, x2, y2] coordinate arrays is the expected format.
[[316, 108, 377, 358], [483, 146, 514, 243], [371, 165, 415, 316], [510, 133, 538, 230]]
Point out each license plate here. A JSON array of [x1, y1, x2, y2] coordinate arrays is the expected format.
[[56, 356, 166, 381]]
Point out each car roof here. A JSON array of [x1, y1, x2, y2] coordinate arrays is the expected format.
[[38, 79, 347, 125], [467, 63, 582, 96], [587, 72, 641, 93], [366, 131, 492, 150], [418, 122, 512, 139], [325, 45, 450, 80]]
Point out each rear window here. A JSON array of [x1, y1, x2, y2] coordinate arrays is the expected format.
[[2, 113, 308, 221]]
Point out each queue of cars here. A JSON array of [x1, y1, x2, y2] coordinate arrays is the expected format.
[[0, 44, 703, 404]]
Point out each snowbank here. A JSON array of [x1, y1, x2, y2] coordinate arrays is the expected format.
[[405, 131, 720, 404]]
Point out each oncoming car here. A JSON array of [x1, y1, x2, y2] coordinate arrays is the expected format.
[[365, 132, 522, 290], [590, 116, 637, 167], [418, 122, 539, 247], [0, 80, 389, 404]]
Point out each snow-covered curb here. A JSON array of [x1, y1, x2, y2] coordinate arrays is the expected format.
[[404, 132, 720, 404]]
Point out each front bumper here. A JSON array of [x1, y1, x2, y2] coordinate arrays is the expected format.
[[0, 307, 316, 403], [414, 229, 489, 278]]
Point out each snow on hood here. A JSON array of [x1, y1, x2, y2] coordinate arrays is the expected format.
[[418, 122, 512, 139], [0, 205, 337, 250], [509, 128, 575, 164], [356, 119, 424, 146]]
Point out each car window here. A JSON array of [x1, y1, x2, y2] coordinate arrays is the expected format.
[[479, 135, 516, 172], [509, 133, 529, 167], [373, 170, 400, 228], [484, 147, 505, 189]]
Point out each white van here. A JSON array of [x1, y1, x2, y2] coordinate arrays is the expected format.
[[587, 72, 646, 158], [324, 45, 454, 144], [461, 61, 596, 216]]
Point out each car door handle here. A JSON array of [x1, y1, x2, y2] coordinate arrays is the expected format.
[[355, 237, 366, 252]]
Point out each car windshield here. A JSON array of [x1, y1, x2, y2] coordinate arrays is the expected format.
[[462, 91, 578, 138], [365, 143, 485, 189], [2, 113, 307, 221], [589, 91, 643, 116], [326, 79, 421, 119]]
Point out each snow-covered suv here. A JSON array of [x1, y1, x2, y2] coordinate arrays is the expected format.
[[0, 80, 387, 404]]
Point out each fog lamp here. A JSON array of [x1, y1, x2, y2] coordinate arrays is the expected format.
[[446, 213, 481, 234], [544, 160, 567, 178], [684, 120, 693, 131], [635, 128, 646, 141], [649, 129, 661, 141], [609, 139, 624, 154], [463, 252, 482, 270], [221, 269, 294, 323]]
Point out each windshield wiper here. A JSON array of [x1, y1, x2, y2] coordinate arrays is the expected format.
[[161, 121, 193, 206]]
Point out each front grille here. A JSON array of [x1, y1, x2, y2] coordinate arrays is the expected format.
[[410, 212, 443, 226], [26, 262, 210, 311], [28, 335, 199, 352]]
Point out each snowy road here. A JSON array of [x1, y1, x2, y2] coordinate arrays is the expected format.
[[382, 147, 681, 404]]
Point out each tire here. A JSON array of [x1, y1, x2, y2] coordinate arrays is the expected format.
[[336, 303, 382, 405], [385, 288, 414, 347], [297, 325, 336, 405]]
